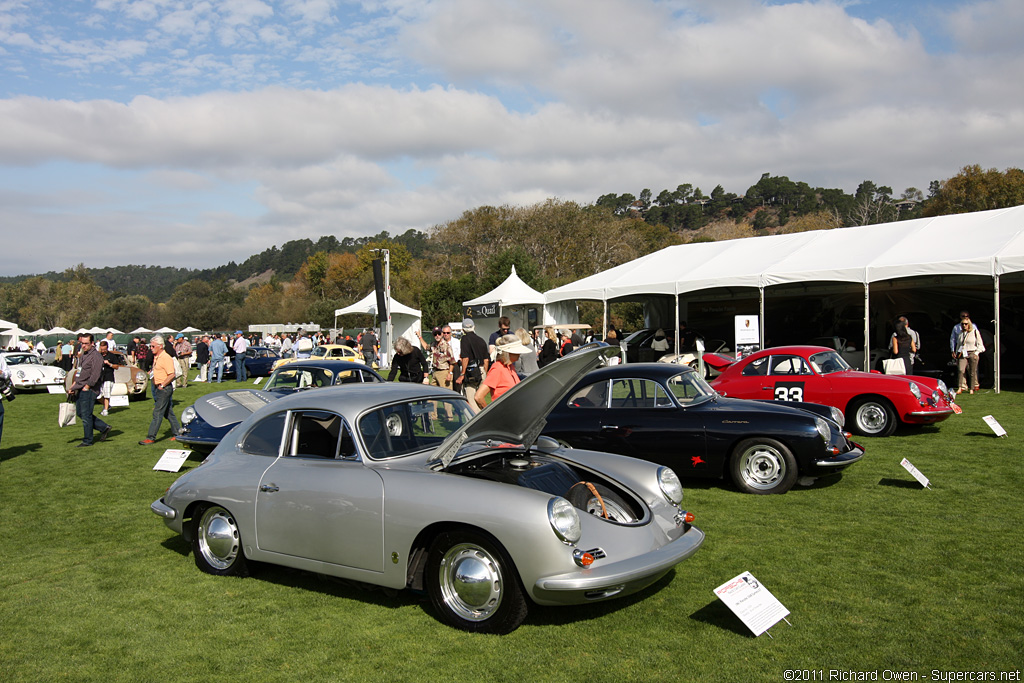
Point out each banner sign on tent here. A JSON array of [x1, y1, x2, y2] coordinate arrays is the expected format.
[[468, 303, 499, 319]]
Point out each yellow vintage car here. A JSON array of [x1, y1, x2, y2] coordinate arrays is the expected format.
[[271, 344, 368, 371]]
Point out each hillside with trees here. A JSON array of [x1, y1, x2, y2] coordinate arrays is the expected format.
[[2, 164, 1021, 333]]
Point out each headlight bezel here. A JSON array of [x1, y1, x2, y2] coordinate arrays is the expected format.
[[181, 406, 196, 425], [908, 381, 922, 400], [657, 467, 684, 505], [547, 497, 581, 545], [815, 416, 830, 442]]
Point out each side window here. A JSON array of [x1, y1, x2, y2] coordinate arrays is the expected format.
[[287, 410, 354, 459], [742, 357, 769, 376], [610, 378, 670, 408], [567, 380, 608, 408], [240, 412, 287, 456], [769, 356, 810, 376]]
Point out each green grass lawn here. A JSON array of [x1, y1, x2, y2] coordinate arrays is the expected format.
[[1, 381, 1022, 682]]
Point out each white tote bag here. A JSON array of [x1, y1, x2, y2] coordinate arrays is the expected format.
[[882, 358, 906, 375], [58, 401, 77, 428]]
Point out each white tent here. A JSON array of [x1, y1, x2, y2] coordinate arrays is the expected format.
[[180, 326, 201, 333], [0, 326, 30, 348], [129, 327, 153, 334], [105, 327, 124, 335], [335, 293, 423, 354], [463, 266, 546, 331], [154, 326, 177, 334], [545, 205, 1024, 391], [48, 326, 74, 335]]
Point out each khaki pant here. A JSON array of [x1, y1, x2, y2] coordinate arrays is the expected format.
[[957, 353, 979, 391], [432, 368, 452, 390], [176, 357, 190, 388]]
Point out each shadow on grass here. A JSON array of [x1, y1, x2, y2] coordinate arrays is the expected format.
[[688, 599, 752, 637], [878, 478, 925, 489], [254, 563, 420, 611], [0, 441, 43, 461]]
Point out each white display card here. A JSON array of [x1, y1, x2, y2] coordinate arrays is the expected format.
[[46, 385, 65, 394], [110, 395, 129, 407], [153, 449, 192, 472], [713, 571, 790, 637], [900, 458, 931, 489], [983, 415, 1007, 437]]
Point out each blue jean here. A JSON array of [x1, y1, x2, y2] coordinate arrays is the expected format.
[[0, 398, 5, 447], [76, 389, 109, 445], [148, 384, 180, 440], [234, 354, 247, 381], [211, 357, 224, 382]]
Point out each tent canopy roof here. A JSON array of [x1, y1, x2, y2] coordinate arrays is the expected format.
[[335, 293, 421, 318], [465, 265, 545, 307], [545, 206, 1024, 302]]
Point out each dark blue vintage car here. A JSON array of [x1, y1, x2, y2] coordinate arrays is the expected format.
[[179, 360, 383, 453], [215, 345, 281, 379], [542, 363, 864, 494]]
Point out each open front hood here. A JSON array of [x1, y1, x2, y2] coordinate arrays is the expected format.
[[432, 345, 620, 469]]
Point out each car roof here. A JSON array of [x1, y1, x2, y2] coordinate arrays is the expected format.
[[574, 362, 695, 383], [272, 359, 380, 374], [741, 345, 834, 360], [252, 381, 458, 418]]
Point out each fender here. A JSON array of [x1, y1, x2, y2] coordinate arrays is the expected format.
[[702, 353, 736, 372]]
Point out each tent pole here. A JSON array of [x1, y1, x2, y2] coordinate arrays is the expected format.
[[994, 274, 1001, 394], [602, 297, 608, 342], [758, 287, 765, 348], [863, 283, 870, 372], [675, 292, 681, 357]]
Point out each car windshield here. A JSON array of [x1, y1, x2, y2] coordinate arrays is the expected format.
[[358, 398, 474, 460], [266, 367, 335, 391], [666, 372, 715, 405], [5, 354, 40, 365], [808, 350, 851, 374]]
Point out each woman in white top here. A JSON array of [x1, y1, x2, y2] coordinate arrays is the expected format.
[[954, 318, 985, 394]]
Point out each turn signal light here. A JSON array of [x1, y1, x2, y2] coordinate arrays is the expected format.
[[573, 549, 596, 567], [681, 511, 694, 524]]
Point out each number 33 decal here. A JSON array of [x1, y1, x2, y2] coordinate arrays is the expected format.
[[774, 385, 803, 401]]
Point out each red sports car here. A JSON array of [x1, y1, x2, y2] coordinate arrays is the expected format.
[[705, 345, 957, 437]]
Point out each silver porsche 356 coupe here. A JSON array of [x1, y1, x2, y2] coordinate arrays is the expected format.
[[151, 346, 705, 634]]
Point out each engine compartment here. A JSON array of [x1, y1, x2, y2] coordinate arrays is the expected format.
[[446, 449, 646, 524]]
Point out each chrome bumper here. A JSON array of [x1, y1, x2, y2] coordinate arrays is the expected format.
[[150, 498, 176, 520], [534, 525, 705, 593]]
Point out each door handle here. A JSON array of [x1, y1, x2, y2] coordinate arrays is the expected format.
[[259, 484, 279, 493]]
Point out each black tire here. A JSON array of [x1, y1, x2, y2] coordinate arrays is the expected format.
[[730, 438, 798, 494], [567, 482, 639, 523], [849, 398, 897, 437], [192, 504, 249, 577], [426, 530, 528, 634]]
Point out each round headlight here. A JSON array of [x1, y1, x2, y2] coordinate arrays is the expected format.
[[936, 379, 948, 395], [815, 417, 830, 442], [658, 467, 684, 505], [908, 381, 922, 400], [57, 369, 66, 379], [181, 406, 196, 425], [16, 370, 25, 379], [547, 497, 581, 545], [135, 371, 147, 383], [829, 406, 845, 428]]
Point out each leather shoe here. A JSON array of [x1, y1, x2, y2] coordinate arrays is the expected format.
[[138, 438, 155, 445], [98, 426, 112, 442], [77, 442, 92, 448]]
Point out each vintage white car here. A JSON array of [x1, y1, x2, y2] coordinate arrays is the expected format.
[[64, 351, 149, 399], [1, 352, 66, 391]]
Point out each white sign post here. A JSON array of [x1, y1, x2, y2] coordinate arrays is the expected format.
[[713, 571, 791, 638], [900, 458, 931, 489], [153, 449, 192, 472]]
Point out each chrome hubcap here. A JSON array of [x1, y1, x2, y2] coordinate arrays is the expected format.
[[198, 507, 240, 570], [739, 445, 785, 490], [439, 544, 503, 621], [857, 403, 887, 434]]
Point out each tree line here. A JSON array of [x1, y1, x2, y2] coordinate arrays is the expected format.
[[2, 164, 1021, 334]]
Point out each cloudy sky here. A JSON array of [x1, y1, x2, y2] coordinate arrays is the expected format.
[[1, 0, 1022, 276]]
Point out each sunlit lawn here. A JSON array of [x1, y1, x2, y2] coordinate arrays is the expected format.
[[1, 380, 1022, 682]]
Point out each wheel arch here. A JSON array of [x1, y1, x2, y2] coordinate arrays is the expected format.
[[405, 522, 527, 597]]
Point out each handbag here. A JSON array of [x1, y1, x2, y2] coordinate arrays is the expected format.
[[882, 358, 906, 375], [58, 399, 77, 428]]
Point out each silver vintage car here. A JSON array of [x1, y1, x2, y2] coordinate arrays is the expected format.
[[151, 346, 705, 634]]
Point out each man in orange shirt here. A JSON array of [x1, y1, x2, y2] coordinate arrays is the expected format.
[[139, 335, 181, 445]]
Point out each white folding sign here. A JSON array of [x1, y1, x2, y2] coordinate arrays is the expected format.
[[713, 571, 790, 637]]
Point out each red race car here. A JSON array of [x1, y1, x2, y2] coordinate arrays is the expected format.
[[705, 345, 958, 437]]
